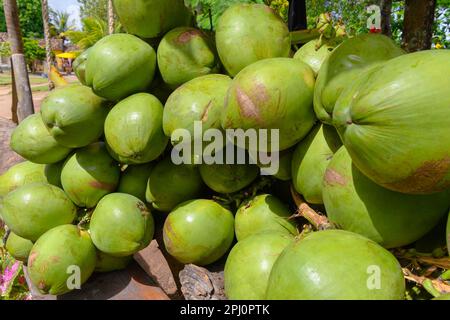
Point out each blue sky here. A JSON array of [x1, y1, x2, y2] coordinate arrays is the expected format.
[[49, 0, 82, 29]]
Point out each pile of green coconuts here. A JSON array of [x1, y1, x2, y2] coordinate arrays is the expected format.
[[0, 1, 449, 300]]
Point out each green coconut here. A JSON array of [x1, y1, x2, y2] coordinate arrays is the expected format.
[[224, 232, 293, 300], [0, 161, 47, 197], [117, 163, 153, 202], [1, 183, 76, 241], [323, 147, 450, 248], [10, 114, 71, 164], [95, 251, 132, 273], [235, 194, 297, 241], [28, 225, 97, 295], [314, 33, 404, 124], [72, 48, 90, 85], [85, 33, 156, 101], [40, 85, 110, 148], [199, 162, 259, 194], [333, 50, 450, 194], [157, 27, 220, 88], [266, 230, 405, 300], [257, 148, 293, 181], [291, 124, 341, 204], [61, 142, 120, 208], [5, 232, 34, 262], [273, 149, 293, 181], [148, 73, 174, 104], [163, 199, 234, 265], [90, 193, 154, 257], [105, 93, 168, 164], [221, 58, 316, 152], [113, 0, 192, 39], [216, 3, 290, 77], [163, 74, 232, 143], [145, 157, 204, 212], [44, 160, 64, 188], [414, 217, 448, 254], [294, 40, 334, 76]]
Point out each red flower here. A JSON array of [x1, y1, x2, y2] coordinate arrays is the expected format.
[[369, 26, 382, 33]]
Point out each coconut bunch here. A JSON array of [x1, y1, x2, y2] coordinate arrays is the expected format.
[[1, 1, 449, 299]]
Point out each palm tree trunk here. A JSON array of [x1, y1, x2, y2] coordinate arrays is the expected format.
[[3, 0, 34, 122], [41, 0, 54, 90], [108, 0, 114, 35], [402, 0, 436, 52]]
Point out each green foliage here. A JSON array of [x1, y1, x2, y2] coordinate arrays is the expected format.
[[0, 41, 10, 57], [306, 0, 449, 49], [50, 9, 75, 37], [65, 17, 107, 49], [184, 0, 262, 30], [266, 0, 289, 22], [0, 38, 45, 71], [306, 0, 372, 35], [0, 0, 43, 37], [432, 5, 450, 48], [65, 16, 122, 49], [23, 38, 45, 62], [0, 2, 5, 33], [77, 0, 108, 21]]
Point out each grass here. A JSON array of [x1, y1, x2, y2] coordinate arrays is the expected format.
[[31, 84, 49, 92], [0, 72, 48, 86]]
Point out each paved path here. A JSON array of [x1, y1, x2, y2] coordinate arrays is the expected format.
[[0, 74, 79, 120], [0, 117, 22, 174]]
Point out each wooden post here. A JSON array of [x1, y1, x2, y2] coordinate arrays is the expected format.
[[3, 0, 34, 122], [41, 0, 54, 90], [10, 57, 18, 124], [108, 0, 115, 35], [402, 0, 436, 52]]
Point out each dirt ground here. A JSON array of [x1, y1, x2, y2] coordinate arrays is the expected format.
[[0, 74, 79, 120]]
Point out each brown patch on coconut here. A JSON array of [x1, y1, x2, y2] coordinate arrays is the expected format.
[[200, 101, 213, 123], [136, 201, 150, 217], [176, 29, 202, 44], [384, 157, 450, 194], [89, 180, 116, 191], [163, 220, 177, 251], [236, 86, 262, 123], [253, 82, 270, 106], [28, 251, 38, 268], [324, 168, 347, 186], [38, 280, 48, 292]]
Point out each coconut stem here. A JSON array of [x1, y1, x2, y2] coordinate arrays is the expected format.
[[395, 249, 450, 269], [77, 209, 93, 230], [2, 225, 10, 246], [290, 28, 320, 44], [402, 268, 450, 296], [290, 186, 333, 230]]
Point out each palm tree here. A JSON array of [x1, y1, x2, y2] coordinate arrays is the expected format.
[[41, 0, 54, 90], [50, 9, 75, 52], [3, 0, 34, 122], [108, 0, 114, 35], [66, 16, 121, 50]]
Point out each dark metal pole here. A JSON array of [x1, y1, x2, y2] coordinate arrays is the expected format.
[[288, 0, 307, 31]]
